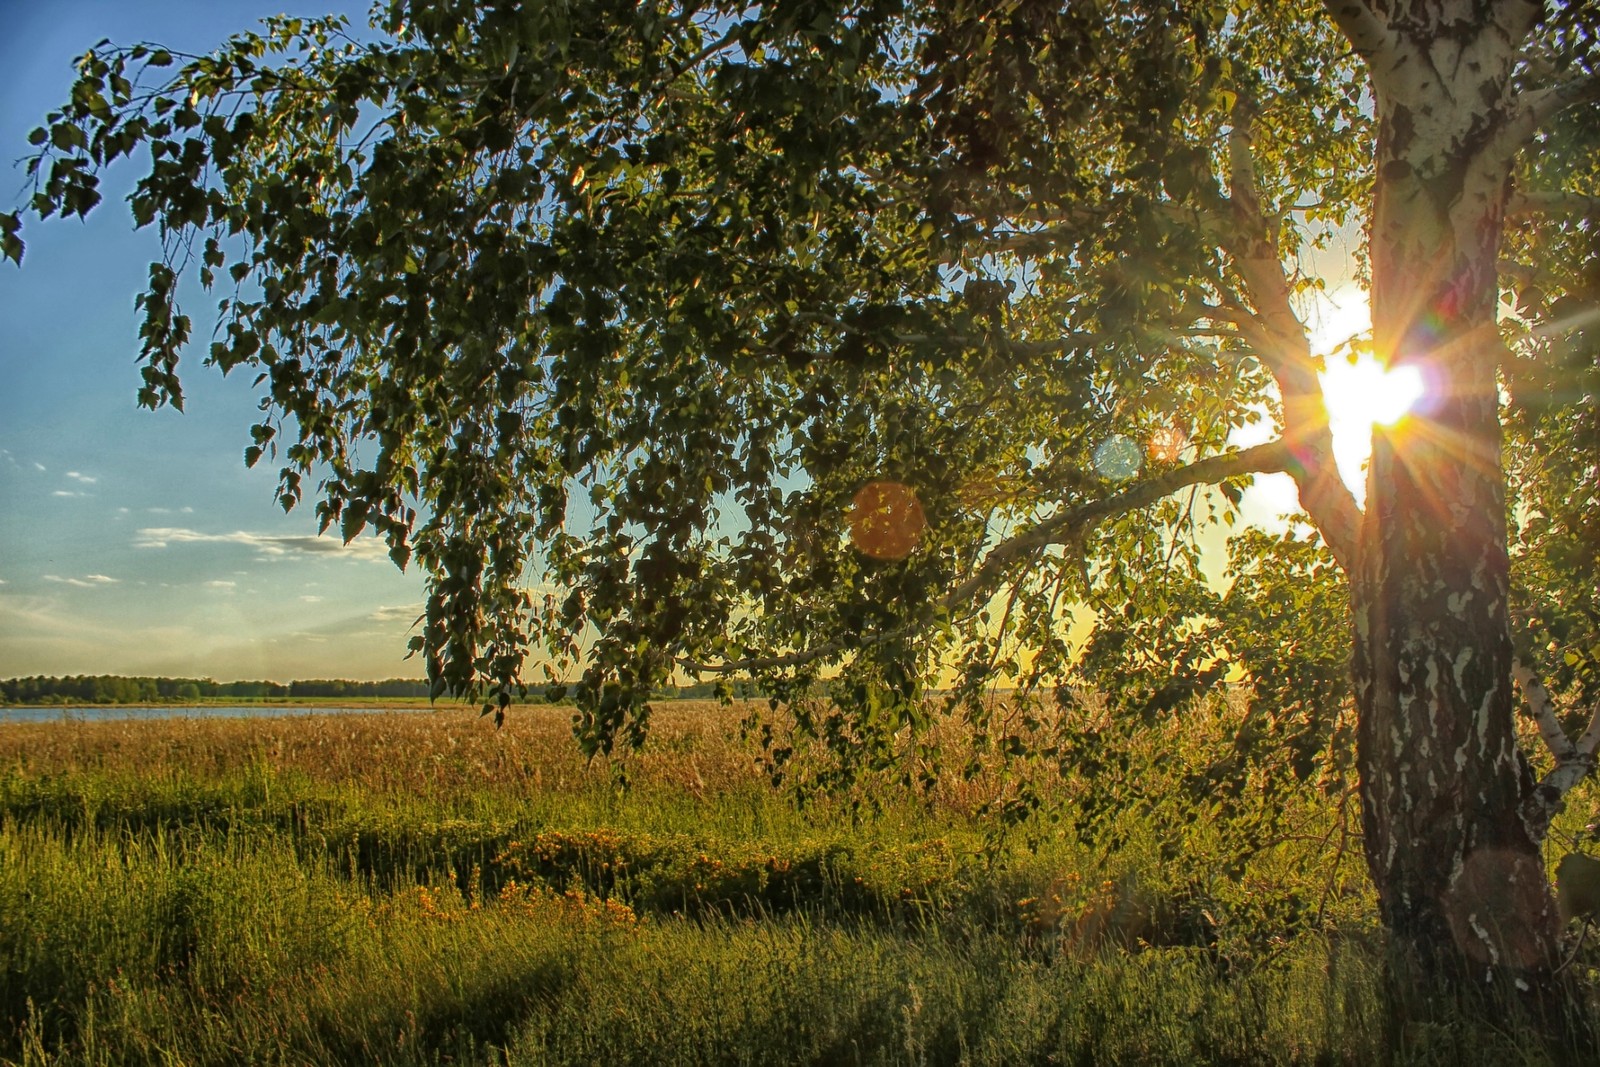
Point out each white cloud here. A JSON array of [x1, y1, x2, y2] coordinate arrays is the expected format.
[[133, 526, 392, 562], [52, 490, 89, 498], [65, 471, 97, 484], [33, 462, 46, 472], [301, 595, 324, 603], [204, 580, 238, 590], [369, 603, 424, 624], [44, 574, 120, 589]]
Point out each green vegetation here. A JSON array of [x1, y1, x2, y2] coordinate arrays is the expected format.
[[0, 675, 751, 707], [3, 703, 1598, 1065], [12, 0, 1599, 987], [0, 676, 412, 707]]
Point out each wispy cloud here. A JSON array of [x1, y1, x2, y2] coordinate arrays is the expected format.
[[301, 595, 324, 603], [44, 574, 120, 589], [52, 490, 89, 498], [65, 471, 97, 484], [33, 462, 46, 472], [204, 580, 237, 590], [369, 603, 424, 624], [133, 527, 391, 562]]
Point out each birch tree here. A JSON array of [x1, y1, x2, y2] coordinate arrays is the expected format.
[[8, 0, 1598, 985]]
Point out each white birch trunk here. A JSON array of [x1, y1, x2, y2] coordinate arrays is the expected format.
[[1337, 0, 1566, 980]]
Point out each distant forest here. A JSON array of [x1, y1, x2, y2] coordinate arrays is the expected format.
[[0, 676, 430, 705], [0, 675, 745, 706]]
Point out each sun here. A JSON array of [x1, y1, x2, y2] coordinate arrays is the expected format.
[[1321, 355, 1426, 430], [1309, 291, 1428, 500]]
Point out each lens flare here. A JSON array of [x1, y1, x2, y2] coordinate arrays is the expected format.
[[1092, 435, 1143, 481], [849, 481, 926, 560]]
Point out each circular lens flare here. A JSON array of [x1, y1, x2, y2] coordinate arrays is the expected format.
[[849, 481, 926, 560], [1092, 435, 1143, 481]]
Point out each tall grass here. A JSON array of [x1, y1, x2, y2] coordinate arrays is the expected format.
[[2, 702, 1596, 1064]]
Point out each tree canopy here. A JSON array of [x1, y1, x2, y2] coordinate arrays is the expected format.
[[8, 0, 1600, 982]]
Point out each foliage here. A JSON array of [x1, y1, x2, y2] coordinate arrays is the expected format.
[[1503, 164, 1600, 719], [4, 2, 1382, 753]]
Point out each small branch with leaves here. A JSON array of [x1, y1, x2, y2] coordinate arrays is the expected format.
[[680, 441, 1291, 676]]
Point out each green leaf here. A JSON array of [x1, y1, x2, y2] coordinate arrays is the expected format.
[[340, 500, 370, 543], [50, 123, 86, 151]]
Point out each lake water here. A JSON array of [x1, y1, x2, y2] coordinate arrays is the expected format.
[[0, 705, 433, 724]]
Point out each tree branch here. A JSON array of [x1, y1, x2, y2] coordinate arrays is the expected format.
[[1515, 657, 1577, 761], [942, 441, 1292, 612], [1208, 97, 1363, 569], [1320, 0, 1392, 66], [1506, 190, 1600, 219], [680, 441, 1292, 676], [1499, 69, 1600, 158], [1516, 656, 1600, 840]]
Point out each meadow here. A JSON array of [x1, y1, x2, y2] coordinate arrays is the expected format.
[[2, 698, 1597, 1065]]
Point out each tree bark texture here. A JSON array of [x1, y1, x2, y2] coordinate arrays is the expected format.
[[1348, 0, 1563, 981]]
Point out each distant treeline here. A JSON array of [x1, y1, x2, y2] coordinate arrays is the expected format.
[[0, 675, 430, 705], [1, 675, 759, 706]]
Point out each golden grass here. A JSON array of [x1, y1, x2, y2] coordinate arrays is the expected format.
[[0, 701, 767, 797]]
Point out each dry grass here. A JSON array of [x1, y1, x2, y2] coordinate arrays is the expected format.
[[0, 701, 766, 798]]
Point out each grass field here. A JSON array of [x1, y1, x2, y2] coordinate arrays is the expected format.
[[2, 699, 1597, 1065]]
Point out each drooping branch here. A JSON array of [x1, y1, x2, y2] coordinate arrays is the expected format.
[[788, 310, 1106, 360], [681, 441, 1292, 676], [1515, 657, 1600, 840]]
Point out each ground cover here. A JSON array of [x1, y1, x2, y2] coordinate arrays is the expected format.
[[2, 701, 1597, 1064]]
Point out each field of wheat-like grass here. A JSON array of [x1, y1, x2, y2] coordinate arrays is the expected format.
[[2, 699, 1597, 1064]]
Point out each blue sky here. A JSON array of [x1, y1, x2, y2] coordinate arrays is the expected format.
[[0, 0, 428, 682]]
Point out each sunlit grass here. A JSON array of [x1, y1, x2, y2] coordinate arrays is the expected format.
[[1, 702, 1595, 1064]]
